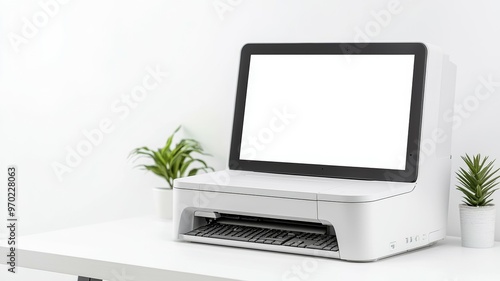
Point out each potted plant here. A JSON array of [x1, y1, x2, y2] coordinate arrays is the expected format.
[[456, 154, 499, 248], [129, 126, 214, 220]]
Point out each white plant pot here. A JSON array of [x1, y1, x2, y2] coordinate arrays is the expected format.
[[459, 204, 496, 248], [153, 187, 173, 220]]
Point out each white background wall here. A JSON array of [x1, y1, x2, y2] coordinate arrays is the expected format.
[[1, 0, 500, 268]]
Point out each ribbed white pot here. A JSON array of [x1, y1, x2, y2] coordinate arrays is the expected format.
[[153, 187, 173, 220], [459, 204, 496, 248]]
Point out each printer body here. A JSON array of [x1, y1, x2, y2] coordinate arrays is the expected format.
[[173, 43, 456, 261]]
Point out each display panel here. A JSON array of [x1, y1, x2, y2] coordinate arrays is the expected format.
[[229, 43, 427, 182]]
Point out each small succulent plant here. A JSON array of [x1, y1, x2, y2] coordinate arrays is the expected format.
[[456, 154, 500, 207]]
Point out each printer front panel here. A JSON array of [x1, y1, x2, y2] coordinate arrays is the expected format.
[[196, 189, 319, 223], [174, 186, 345, 259], [174, 186, 320, 238]]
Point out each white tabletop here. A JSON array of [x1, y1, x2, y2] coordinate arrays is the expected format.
[[1, 217, 500, 281]]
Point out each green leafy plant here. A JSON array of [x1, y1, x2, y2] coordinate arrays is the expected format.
[[456, 154, 500, 207], [129, 126, 214, 188]]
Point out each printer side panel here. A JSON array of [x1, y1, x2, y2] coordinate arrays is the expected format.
[[413, 45, 455, 243]]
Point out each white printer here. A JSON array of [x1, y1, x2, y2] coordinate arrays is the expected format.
[[174, 43, 456, 261]]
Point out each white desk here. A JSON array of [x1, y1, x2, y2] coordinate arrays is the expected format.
[[1, 217, 500, 281]]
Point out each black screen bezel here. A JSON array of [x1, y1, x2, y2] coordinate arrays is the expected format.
[[228, 43, 427, 182]]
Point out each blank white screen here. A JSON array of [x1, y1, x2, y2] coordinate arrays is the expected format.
[[240, 54, 415, 170]]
